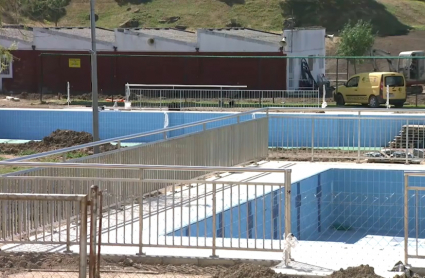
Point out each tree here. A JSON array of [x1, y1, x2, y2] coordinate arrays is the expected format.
[[0, 0, 16, 73], [23, 0, 70, 26], [337, 20, 375, 73]]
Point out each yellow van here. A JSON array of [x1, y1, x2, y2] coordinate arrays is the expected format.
[[334, 72, 406, 108]]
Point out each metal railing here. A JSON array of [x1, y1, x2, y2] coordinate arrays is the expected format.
[[0, 163, 293, 263], [126, 86, 321, 110], [404, 171, 425, 266], [0, 192, 90, 278], [0, 119, 268, 244], [268, 107, 425, 163], [4, 107, 268, 163]]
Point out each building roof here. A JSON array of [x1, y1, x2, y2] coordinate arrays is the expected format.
[[128, 28, 197, 43], [42, 27, 115, 43], [285, 26, 325, 31], [203, 28, 282, 44], [0, 26, 34, 43]]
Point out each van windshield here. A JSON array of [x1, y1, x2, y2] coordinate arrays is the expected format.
[[385, 76, 404, 87]]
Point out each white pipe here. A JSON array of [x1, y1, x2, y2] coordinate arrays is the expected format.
[[386, 85, 390, 109]]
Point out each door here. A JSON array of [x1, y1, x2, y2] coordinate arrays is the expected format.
[[384, 75, 406, 100], [343, 76, 362, 103]]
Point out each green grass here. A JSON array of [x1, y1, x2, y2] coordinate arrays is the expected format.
[[59, 0, 284, 31], [0, 151, 88, 175], [3, 0, 418, 36], [378, 0, 425, 31]]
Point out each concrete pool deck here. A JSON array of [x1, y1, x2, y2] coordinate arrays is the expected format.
[[1, 160, 424, 278]]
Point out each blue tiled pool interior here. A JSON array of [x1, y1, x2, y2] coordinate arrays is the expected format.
[[2, 109, 425, 150], [171, 169, 425, 245]]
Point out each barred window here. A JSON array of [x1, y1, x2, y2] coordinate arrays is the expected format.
[[1, 56, 11, 75]]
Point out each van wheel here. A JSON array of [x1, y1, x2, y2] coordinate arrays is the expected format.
[[336, 94, 345, 106], [368, 96, 380, 108]]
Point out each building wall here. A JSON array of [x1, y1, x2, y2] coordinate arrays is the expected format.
[[115, 30, 196, 52], [197, 31, 280, 52], [33, 29, 115, 51], [2, 51, 287, 94], [283, 29, 326, 90]]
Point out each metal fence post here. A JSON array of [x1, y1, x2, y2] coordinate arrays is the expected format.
[[65, 181, 72, 253], [357, 111, 361, 163], [160, 89, 162, 111], [220, 87, 223, 110], [404, 174, 409, 265], [211, 182, 218, 258], [137, 169, 146, 256], [311, 118, 315, 162], [406, 120, 409, 165], [284, 170, 292, 266], [89, 185, 99, 278], [79, 196, 88, 278]]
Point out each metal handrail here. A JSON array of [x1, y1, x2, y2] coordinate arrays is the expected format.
[[127, 84, 248, 88], [0, 162, 290, 173], [4, 107, 268, 162], [0, 193, 87, 201], [267, 107, 425, 113]]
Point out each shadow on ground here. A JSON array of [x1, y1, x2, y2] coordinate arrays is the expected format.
[[280, 0, 411, 36], [114, 0, 153, 6], [218, 0, 246, 6]]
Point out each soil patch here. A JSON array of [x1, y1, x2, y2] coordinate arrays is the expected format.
[[212, 263, 299, 278], [325, 265, 383, 278], [0, 129, 118, 156]]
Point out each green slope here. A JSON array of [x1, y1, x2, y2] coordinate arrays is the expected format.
[[9, 0, 425, 36]]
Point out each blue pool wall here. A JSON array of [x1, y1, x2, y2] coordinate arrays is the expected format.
[[0, 109, 425, 148], [0, 110, 249, 143], [1, 109, 424, 148], [171, 169, 425, 242]]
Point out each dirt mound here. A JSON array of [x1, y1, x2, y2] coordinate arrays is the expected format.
[[0, 253, 79, 270], [326, 265, 383, 278], [42, 129, 94, 148], [0, 129, 118, 156], [212, 263, 297, 278]]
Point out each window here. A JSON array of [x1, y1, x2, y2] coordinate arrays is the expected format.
[[308, 55, 314, 71], [0, 57, 12, 77], [385, 76, 404, 87], [346, 76, 359, 87]]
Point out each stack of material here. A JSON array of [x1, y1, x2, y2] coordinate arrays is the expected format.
[[388, 125, 425, 149]]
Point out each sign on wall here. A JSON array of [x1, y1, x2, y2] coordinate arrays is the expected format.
[[69, 58, 81, 68]]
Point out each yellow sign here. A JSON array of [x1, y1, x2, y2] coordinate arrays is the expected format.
[[69, 58, 81, 68]]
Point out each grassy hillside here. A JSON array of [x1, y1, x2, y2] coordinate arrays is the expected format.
[[4, 0, 425, 35]]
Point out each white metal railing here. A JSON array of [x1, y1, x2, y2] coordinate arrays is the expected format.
[[0, 163, 293, 263], [4, 107, 268, 163], [0, 192, 90, 277], [268, 107, 425, 163], [125, 84, 320, 110], [404, 171, 425, 266]]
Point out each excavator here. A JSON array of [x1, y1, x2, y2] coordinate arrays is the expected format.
[[370, 49, 425, 95]]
